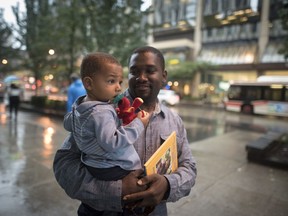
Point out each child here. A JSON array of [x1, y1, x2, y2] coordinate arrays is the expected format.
[[63, 52, 149, 184], [64, 52, 154, 215], [63, 52, 150, 182], [63, 53, 150, 216]]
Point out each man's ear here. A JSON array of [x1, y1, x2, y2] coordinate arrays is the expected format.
[[162, 70, 168, 85], [82, 77, 93, 90]]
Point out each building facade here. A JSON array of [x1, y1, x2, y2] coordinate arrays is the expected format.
[[148, 0, 288, 98]]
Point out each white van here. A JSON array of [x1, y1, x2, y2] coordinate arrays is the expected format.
[[157, 89, 180, 106]]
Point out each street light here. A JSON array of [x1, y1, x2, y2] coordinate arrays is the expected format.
[[48, 49, 55, 55], [1, 59, 8, 64]]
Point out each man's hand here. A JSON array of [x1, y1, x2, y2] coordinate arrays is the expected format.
[[123, 174, 169, 207], [122, 169, 147, 197]]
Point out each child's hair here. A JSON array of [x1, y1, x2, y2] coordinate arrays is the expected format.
[[80, 52, 121, 78]]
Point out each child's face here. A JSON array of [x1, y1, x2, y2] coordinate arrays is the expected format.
[[85, 63, 123, 102]]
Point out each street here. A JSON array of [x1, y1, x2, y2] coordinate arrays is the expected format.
[[0, 102, 288, 216]]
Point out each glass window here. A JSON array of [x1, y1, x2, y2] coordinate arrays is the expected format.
[[235, 0, 249, 9], [228, 86, 241, 99], [263, 87, 283, 101], [250, 0, 259, 12], [212, 0, 219, 13], [271, 89, 282, 101], [246, 87, 261, 100], [186, 1, 196, 19], [222, 0, 230, 11], [204, 0, 213, 15]]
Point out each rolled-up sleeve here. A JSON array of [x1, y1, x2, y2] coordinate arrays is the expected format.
[[53, 134, 123, 211]]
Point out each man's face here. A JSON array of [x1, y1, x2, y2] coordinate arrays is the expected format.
[[128, 52, 167, 104]]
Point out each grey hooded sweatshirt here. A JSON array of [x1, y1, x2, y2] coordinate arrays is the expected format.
[[63, 96, 143, 171]]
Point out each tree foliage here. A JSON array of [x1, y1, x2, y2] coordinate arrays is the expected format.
[[166, 61, 216, 81], [10, 0, 148, 87], [0, 8, 19, 74]]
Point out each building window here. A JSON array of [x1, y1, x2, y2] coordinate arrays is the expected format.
[[154, 0, 196, 28], [212, 0, 219, 13]]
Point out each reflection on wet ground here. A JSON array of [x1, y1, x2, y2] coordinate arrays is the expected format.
[[1, 103, 288, 216], [0, 104, 79, 216], [172, 106, 288, 143], [180, 115, 234, 143]]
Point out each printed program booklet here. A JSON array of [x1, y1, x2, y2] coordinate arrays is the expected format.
[[144, 131, 178, 175]]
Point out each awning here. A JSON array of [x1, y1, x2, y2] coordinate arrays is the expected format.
[[197, 42, 257, 65], [261, 41, 286, 63]]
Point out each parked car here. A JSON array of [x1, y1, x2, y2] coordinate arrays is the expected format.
[[157, 89, 180, 106]]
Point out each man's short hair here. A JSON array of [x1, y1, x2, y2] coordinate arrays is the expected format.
[[128, 46, 165, 70]]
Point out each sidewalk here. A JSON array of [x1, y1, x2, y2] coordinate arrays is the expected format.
[[168, 130, 288, 216], [1, 103, 288, 216]]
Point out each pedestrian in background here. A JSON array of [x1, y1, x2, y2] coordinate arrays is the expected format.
[[66, 73, 86, 112], [7, 83, 23, 120]]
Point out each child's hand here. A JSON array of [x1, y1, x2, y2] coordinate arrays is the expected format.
[[137, 110, 150, 127]]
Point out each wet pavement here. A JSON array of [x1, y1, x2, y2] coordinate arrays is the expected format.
[[0, 102, 288, 216], [0, 104, 79, 215]]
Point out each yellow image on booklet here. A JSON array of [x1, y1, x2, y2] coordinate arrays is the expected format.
[[144, 131, 178, 176]]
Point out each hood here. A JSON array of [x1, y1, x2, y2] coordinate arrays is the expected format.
[[72, 96, 114, 115]]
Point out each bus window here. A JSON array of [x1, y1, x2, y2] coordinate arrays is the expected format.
[[263, 87, 283, 101], [285, 86, 288, 102], [246, 87, 261, 100], [228, 86, 241, 99]]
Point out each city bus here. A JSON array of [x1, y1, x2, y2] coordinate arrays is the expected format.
[[224, 77, 288, 117]]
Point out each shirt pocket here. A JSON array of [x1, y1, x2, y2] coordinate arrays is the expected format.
[[160, 133, 173, 145]]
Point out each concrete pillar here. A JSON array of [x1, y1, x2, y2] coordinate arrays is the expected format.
[[192, 0, 203, 98], [191, 72, 201, 98], [193, 0, 203, 60], [146, 2, 154, 45], [257, 0, 270, 63]]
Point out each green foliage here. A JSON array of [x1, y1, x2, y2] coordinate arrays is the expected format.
[[45, 98, 66, 111], [166, 61, 216, 80], [0, 11, 13, 56], [81, 0, 148, 65], [10, 0, 149, 84], [0, 9, 20, 74], [31, 95, 65, 111], [12, 0, 58, 94], [31, 95, 48, 108]]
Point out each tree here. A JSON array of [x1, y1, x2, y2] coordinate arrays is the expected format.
[[166, 61, 216, 81], [165, 61, 217, 98], [52, 0, 87, 77], [12, 0, 149, 85], [0, 8, 19, 75], [81, 0, 149, 65], [12, 0, 58, 94], [51, 0, 149, 78]]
